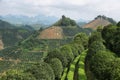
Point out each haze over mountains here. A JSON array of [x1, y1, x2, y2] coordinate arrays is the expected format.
[[0, 14, 116, 31], [0, 14, 117, 50], [0, 14, 58, 25], [0, 14, 87, 25]]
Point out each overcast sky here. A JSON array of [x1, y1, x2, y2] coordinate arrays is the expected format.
[[0, 0, 120, 21]]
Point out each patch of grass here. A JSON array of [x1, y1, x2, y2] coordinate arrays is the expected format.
[[61, 51, 87, 80], [67, 64, 75, 80], [67, 55, 80, 80], [61, 68, 68, 80], [78, 51, 87, 80]]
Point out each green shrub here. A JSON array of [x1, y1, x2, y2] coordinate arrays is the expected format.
[[86, 41, 106, 65], [48, 58, 63, 79], [102, 25, 120, 55], [45, 49, 68, 67], [69, 43, 79, 57], [88, 41, 106, 56], [73, 42, 85, 53], [101, 25, 117, 50], [88, 31, 104, 47], [26, 62, 55, 80], [74, 33, 88, 48], [90, 51, 115, 80], [112, 27, 120, 55], [60, 45, 74, 63], [111, 58, 120, 80]]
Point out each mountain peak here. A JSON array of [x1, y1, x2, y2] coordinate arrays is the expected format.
[[83, 15, 114, 30], [53, 15, 77, 26], [95, 15, 116, 24]]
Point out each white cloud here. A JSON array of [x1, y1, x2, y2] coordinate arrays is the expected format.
[[0, 0, 120, 21]]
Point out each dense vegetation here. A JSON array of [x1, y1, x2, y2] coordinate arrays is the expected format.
[[0, 19, 33, 47], [0, 31, 88, 80], [85, 22, 120, 80], [54, 15, 77, 26]]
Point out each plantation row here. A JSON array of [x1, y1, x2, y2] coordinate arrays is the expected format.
[[67, 55, 80, 80], [61, 50, 87, 80], [78, 50, 87, 80]]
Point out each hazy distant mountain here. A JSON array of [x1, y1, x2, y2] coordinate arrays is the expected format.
[[77, 22, 87, 27], [77, 18, 88, 23], [32, 15, 59, 25], [0, 14, 59, 25], [76, 19, 88, 27], [0, 15, 30, 24]]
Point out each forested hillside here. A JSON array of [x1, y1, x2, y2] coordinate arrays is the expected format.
[[0, 20, 34, 47], [85, 21, 120, 80]]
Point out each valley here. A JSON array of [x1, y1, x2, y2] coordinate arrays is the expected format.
[[0, 15, 119, 80]]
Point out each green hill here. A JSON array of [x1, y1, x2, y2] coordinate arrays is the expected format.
[[0, 20, 33, 47], [52, 15, 92, 38]]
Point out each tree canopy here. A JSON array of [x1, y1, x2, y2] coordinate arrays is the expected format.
[[0, 69, 36, 80], [26, 62, 55, 80], [54, 15, 77, 26]]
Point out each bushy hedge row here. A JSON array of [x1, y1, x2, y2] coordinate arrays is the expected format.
[[45, 43, 84, 79], [47, 58, 63, 79], [102, 24, 120, 56], [86, 22, 120, 80], [44, 32, 88, 80]]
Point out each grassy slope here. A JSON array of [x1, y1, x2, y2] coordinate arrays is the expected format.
[[67, 55, 80, 80], [61, 50, 87, 80], [78, 51, 87, 80]]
